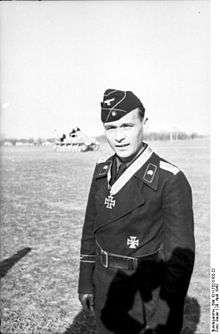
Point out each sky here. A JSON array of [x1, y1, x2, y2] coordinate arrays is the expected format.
[[0, 0, 210, 138]]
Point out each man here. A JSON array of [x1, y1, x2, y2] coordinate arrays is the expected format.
[[78, 89, 195, 334]]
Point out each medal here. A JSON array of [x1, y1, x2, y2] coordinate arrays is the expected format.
[[104, 145, 153, 210], [104, 162, 116, 209], [104, 194, 116, 209]]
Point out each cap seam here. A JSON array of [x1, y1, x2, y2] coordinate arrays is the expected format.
[[102, 107, 128, 113], [110, 91, 126, 112], [104, 89, 118, 97]]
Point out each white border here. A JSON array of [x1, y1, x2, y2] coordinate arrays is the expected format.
[[211, 0, 220, 332]]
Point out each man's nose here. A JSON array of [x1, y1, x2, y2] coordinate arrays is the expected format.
[[115, 129, 125, 142]]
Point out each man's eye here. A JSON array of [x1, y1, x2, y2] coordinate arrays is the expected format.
[[122, 124, 133, 128]]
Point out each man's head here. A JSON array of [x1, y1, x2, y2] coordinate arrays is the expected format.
[[101, 89, 147, 159]]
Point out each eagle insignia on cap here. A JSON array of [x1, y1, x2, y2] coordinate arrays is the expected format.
[[105, 98, 115, 106]]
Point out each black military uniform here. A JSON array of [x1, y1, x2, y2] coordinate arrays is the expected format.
[[78, 90, 195, 334]]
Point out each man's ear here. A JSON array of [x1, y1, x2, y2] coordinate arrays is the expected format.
[[144, 117, 148, 125]]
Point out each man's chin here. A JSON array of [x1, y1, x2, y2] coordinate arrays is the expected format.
[[114, 144, 143, 160], [115, 150, 132, 159]]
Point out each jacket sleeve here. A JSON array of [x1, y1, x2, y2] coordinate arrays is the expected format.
[[161, 171, 195, 300], [78, 169, 97, 294]]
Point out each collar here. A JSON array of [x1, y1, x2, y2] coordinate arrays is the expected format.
[[94, 143, 147, 179], [108, 145, 153, 196], [94, 145, 160, 191]]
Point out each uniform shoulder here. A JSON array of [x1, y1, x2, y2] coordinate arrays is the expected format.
[[159, 157, 180, 176], [94, 155, 113, 178]]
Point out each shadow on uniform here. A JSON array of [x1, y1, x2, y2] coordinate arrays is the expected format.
[[65, 247, 200, 334], [182, 297, 201, 334], [0, 247, 31, 279], [64, 296, 200, 334]]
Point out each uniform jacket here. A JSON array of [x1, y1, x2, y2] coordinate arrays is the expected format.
[[78, 145, 195, 301]]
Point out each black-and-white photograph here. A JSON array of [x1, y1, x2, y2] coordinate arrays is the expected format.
[[0, 1, 211, 333]]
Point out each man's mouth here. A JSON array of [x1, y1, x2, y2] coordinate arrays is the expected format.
[[115, 144, 129, 148]]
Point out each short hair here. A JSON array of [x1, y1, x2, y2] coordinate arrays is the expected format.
[[137, 106, 145, 120]]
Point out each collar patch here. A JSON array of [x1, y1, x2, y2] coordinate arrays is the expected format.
[[134, 152, 159, 190], [95, 162, 111, 178], [143, 163, 157, 184]]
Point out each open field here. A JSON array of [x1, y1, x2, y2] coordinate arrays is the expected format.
[[0, 138, 209, 333]]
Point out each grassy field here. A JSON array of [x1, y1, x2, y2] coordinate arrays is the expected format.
[[0, 138, 209, 334]]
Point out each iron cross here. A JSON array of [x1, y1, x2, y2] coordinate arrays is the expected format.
[[127, 236, 139, 249], [104, 195, 116, 209]]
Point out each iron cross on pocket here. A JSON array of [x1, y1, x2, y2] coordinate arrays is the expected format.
[[104, 195, 116, 209], [127, 236, 139, 249]]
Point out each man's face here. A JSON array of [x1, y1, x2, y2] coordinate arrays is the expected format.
[[103, 108, 144, 159]]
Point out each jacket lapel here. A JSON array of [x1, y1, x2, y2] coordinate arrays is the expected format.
[[93, 151, 160, 232], [94, 176, 145, 232]]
